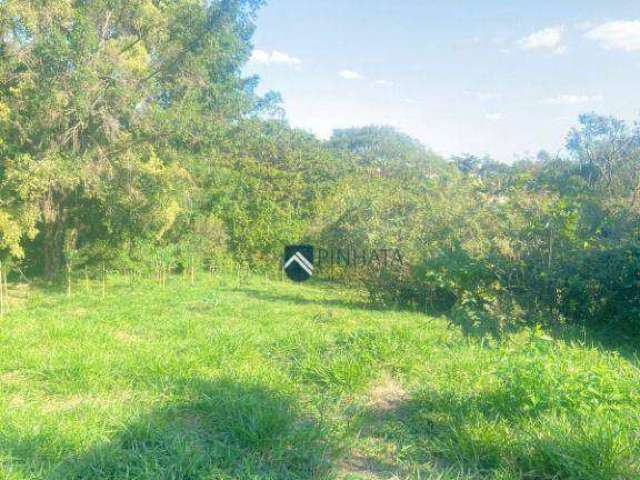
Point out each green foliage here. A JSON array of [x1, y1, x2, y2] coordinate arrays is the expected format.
[[3, 3, 640, 478], [329, 125, 449, 177], [1, 1, 640, 333], [321, 117, 640, 330], [0, 0, 266, 275]]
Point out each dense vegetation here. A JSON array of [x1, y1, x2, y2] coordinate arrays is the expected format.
[[2, 0, 640, 333], [0, 274, 638, 479], [2, 3, 640, 479]]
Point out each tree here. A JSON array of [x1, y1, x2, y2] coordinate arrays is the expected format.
[[328, 125, 447, 177], [202, 119, 342, 266], [0, 0, 265, 276], [566, 113, 640, 197]]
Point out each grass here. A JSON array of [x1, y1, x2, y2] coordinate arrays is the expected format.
[[0, 273, 639, 479]]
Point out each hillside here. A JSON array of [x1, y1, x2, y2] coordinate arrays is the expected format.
[[0, 275, 638, 479]]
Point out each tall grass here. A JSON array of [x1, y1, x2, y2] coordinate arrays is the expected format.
[[0, 274, 637, 479]]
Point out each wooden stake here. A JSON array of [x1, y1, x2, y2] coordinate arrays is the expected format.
[[3, 269, 8, 314], [102, 264, 106, 298], [0, 261, 4, 316], [67, 264, 72, 298]]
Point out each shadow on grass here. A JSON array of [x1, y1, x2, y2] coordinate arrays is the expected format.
[[25, 270, 640, 369], [447, 309, 640, 365], [235, 283, 640, 365], [230, 286, 378, 312], [352, 386, 635, 479], [4, 378, 334, 480], [555, 322, 640, 362]]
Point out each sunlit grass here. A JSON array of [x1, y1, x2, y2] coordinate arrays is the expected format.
[[0, 274, 638, 479]]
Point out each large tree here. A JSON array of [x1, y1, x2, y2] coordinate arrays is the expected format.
[[566, 113, 640, 198], [0, 0, 264, 275], [328, 125, 448, 178]]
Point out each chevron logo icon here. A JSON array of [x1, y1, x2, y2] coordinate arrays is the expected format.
[[283, 245, 314, 282]]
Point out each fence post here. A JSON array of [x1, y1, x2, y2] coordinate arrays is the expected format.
[[3, 268, 8, 314], [67, 264, 72, 298], [102, 264, 106, 298], [0, 261, 4, 316]]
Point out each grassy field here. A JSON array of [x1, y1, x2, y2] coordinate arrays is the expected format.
[[0, 274, 638, 479]]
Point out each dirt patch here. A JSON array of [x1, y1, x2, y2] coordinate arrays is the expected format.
[[0, 370, 27, 384], [41, 390, 133, 413], [338, 448, 399, 479], [366, 374, 408, 412], [42, 394, 86, 412], [113, 330, 141, 343], [6, 394, 27, 409], [338, 375, 409, 479]]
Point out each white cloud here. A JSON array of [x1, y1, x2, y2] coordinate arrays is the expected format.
[[585, 21, 640, 52], [543, 94, 603, 105], [485, 113, 503, 121], [374, 79, 394, 86], [250, 49, 270, 63], [339, 69, 364, 80], [575, 21, 595, 31], [519, 26, 566, 54], [553, 45, 568, 55], [466, 90, 500, 101], [250, 49, 301, 66]]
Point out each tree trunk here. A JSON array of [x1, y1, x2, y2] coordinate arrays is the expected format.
[[43, 219, 65, 278], [42, 193, 67, 278]]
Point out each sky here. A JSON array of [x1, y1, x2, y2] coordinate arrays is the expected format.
[[245, 1, 640, 162]]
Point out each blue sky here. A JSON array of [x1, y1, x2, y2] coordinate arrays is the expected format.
[[246, 1, 640, 162]]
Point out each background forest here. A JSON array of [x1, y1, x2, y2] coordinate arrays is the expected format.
[[2, 1, 640, 331]]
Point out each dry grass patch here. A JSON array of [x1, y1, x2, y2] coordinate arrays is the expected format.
[[365, 374, 407, 413], [113, 330, 143, 343], [338, 375, 409, 479], [41, 390, 134, 413]]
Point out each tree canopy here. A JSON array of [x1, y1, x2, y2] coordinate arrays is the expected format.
[[1, 3, 640, 330]]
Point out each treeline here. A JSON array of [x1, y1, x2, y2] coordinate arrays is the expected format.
[[357, 116, 640, 331], [2, 1, 640, 329]]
